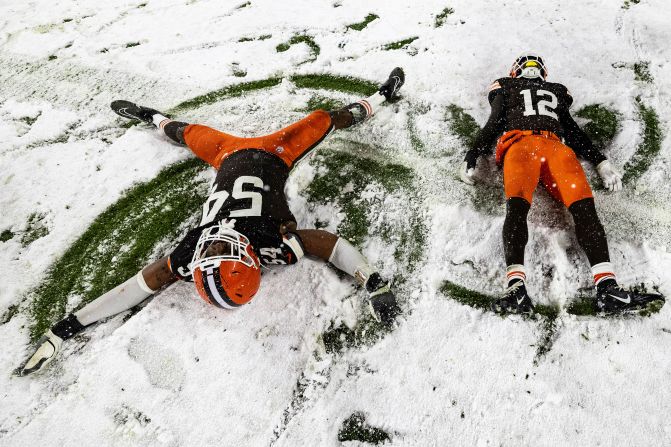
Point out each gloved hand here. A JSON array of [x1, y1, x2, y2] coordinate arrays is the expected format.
[[365, 273, 400, 326], [597, 160, 623, 192], [459, 150, 479, 185], [18, 330, 63, 376]]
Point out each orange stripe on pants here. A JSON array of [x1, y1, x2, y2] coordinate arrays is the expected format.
[[182, 110, 333, 169], [502, 134, 593, 207]]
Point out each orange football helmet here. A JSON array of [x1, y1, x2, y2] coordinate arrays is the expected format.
[[190, 222, 261, 309]]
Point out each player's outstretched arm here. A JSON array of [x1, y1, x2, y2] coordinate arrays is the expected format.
[[294, 229, 401, 326], [18, 257, 176, 376], [329, 67, 405, 131], [460, 91, 505, 184]]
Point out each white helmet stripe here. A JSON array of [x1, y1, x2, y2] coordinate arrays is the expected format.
[[204, 268, 237, 310]]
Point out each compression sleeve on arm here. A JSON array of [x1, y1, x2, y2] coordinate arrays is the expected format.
[[470, 91, 506, 157], [328, 238, 375, 286], [74, 271, 156, 326], [560, 109, 607, 165]]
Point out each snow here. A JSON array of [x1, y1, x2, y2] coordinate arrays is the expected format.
[[2, 0, 671, 445]]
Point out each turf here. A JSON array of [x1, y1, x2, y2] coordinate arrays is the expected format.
[[623, 98, 661, 184], [575, 104, 619, 151], [276, 35, 320, 65], [27, 158, 208, 340], [382, 37, 418, 51], [338, 412, 391, 444], [434, 7, 455, 28], [346, 13, 379, 31]]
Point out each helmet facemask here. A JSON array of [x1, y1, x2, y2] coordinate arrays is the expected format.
[[510, 53, 548, 80], [190, 222, 259, 273]]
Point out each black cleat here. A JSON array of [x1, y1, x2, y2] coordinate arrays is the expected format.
[[596, 279, 665, 314], [111, 100, 164, 125], [492, 281, 534, 315], [379, 67, 405, 101]]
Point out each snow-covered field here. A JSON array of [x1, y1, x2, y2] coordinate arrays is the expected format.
[[1, 0, 671, 445]]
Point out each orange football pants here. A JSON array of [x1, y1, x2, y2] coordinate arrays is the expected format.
[[182, 110, 333, 169], [498, 130, 593, 207]]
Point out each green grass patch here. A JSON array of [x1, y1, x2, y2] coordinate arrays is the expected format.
[[170, 78, 282, 114], [575, 104, 620, 151], [1, 304, 20, 325], [125, 42, 141, 48], [291, 73, 378, 96], [1, 229, 14, 242], [440, 281, 560, 362], [238, 34, 271, 42], [633, 61, 653, 83], [306, 148, 413, 246], [622, 0, 641, 9], [445, 104, 480, 149], [48, 55, 58, 61], [27, 158, 208, 340], [382, 37, 418, 51], [338, 412, 390, 444], [623, 98, 662, 184], [21, 213, 49, 246], [434, 7, 455, 27], [276, 35, 320, 65], [299, 95, 343, 113], [321, 314, 389, 355], [346, 13, 379, 31], [236, 1, 251, 8], [19, 114, 40, 126]]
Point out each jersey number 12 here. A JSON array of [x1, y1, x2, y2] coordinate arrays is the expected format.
[[520, 89, 558, 121]]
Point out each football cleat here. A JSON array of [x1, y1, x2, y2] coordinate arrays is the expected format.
[[510, 52, 548, 80], [491, 281, 534, 315], [191, 221, 261, 309], [18, 330, 63, 376], [111, 100, 164, 124], [379, 67, 405, 101], [365, 273, 401, 326], [596, 279, 665, 314]]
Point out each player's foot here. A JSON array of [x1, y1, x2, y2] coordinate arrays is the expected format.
[[18, 330, 63, 376], [366, 273, 401, 326], [492, 281, 534, 315], [111, 100, 164, 125], [379, 67, 405, 101], [596, 279, 665, 314]]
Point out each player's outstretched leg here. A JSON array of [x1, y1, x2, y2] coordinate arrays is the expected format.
[[330, 67, 405, 130], [111, 100, 189, 145]]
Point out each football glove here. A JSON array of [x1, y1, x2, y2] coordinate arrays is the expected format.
[[365, 273, 400, 326], [18, 330, 63, 376], [596, 160, 623, 192], [460, 150, 479, 185]]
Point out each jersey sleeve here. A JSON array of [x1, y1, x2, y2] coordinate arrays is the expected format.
[[470, 80, 507, 155], [487, 79, 504, 104], [257, 232, 305, 266], [167, 227, 202, 281]]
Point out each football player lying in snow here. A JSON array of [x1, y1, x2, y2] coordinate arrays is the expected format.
[[459, 53, 664, 315], [19, 68, 406, 376]]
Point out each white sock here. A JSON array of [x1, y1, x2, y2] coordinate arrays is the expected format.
[[74, 271, 155, 326], [506, 264, 526, 287], [356, 92, 386, 118], [152, 113, 170, 129], [591, 262, 616, 286], [328, 238, 375, 286]]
